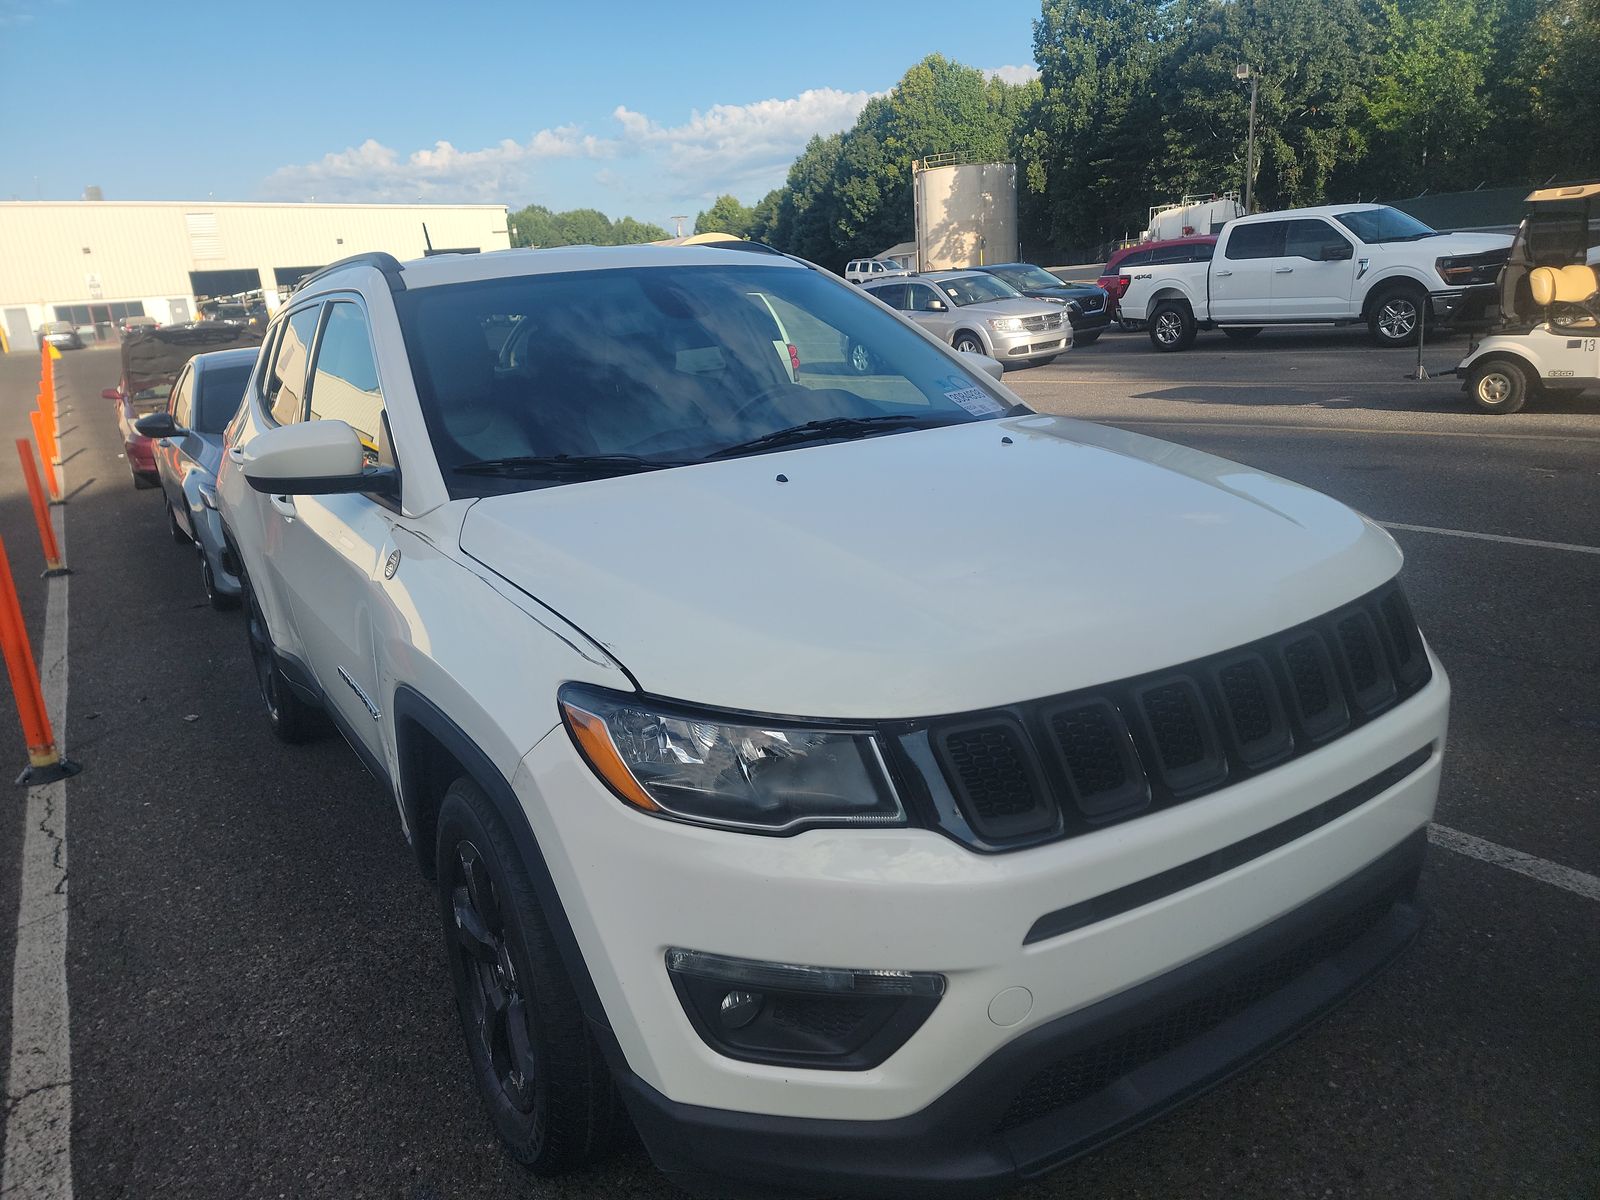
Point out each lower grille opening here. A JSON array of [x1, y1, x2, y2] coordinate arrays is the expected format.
[[997, 893, 1399, 1132]]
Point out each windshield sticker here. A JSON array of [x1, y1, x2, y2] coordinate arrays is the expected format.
[[936, 374, 1006, 417]]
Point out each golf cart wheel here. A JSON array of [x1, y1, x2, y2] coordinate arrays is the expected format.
[[1148, 302, 1196, 352], [1468, 358, 1532, 415]]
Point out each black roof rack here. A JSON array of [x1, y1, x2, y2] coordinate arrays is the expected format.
[[293, 251, 407, 295]]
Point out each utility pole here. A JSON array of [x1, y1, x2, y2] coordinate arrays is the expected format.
[[671, 215, 688, 238], [1236, 64, 1259, 214]]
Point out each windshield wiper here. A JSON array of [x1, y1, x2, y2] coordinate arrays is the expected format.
[[708, 414, 958, 459], [454, 453, 685, 478]]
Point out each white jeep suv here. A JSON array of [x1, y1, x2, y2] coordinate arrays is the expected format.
[[216, 244, 1449, 1198]]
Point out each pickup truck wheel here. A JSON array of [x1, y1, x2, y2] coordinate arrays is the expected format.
[[241, 573, 320, 743], [1468, 359, 1532, 414], [1369, 286, 1425, 347], [438, 778, 622, 1175], [1149, 303, 1196, 351], [1221, 327, 1263, 340]]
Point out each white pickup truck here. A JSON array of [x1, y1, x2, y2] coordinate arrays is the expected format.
[[1119, 203, 1511, 351]]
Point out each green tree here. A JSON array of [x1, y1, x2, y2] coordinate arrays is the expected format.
[[507, 204, 666, 248], [1358, 0, 1500, 196], [1030, 0, 1172, 253], [611, 215, 671, 243], [694, 194, 756, 237], [747, 189, 784, 243], [1161, 0, 1378, 213], [1519, 0, 1600, 180]]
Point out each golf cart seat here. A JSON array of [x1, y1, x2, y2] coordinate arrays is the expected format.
[[1529, 264, 1599, 328]]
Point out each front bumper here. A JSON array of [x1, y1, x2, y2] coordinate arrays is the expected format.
[[1429, 283, 1499, 326], [1065, 306, 1112, 335], [624, 829, 1427, 1199], [990, 326, 1072, 363], [514, 658, 1446, 1189]]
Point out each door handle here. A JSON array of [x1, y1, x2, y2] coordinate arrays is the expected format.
[[1214, 270, 1233, 277], [1274, 267, 1295, 274], [270, 494, 296, 519]]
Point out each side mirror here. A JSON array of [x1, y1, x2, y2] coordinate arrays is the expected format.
[[242, 419, 397, 498], [928, 299, 947, 312], [134, 411, 183, 439], [102, 387, 122, 401], [1321, 242, 1354, 261], [959, 350, 1005, 382]]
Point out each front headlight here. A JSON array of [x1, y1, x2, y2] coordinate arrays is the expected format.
[[988, 317, 1024, 333], [559, 685, 904, 834]]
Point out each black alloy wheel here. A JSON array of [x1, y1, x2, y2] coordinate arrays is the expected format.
[[436, 778, 622, 1174]]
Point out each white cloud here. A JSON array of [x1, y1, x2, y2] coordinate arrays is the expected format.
[[259, 85, 879, 213], [612, 87, 878, 197], [987, 64, 1040, 86], [261, 128, 609, 203]]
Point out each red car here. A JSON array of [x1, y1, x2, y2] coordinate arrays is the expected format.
[[1098, 235, 1218, 324], [106, 325, 262, 488]]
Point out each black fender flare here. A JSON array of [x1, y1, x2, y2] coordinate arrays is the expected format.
[[390, 685, 623, 1053]]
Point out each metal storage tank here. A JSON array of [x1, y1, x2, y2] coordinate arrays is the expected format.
[[912, 156, 1019, 271]]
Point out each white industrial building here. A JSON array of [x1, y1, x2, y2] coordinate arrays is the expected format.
[[0, 200, 511, 352]]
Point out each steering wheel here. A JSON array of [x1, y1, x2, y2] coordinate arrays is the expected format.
[[727, 382, 802, 426]]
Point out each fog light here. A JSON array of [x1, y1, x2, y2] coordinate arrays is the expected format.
[[665, 948, 944, 1070], [719, 990, 762, 1029]]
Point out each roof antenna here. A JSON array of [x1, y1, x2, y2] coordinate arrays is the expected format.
[[422, 222, 434, 252]]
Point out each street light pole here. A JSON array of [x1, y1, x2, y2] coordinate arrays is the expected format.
[[1236, 64, 1259, 214]]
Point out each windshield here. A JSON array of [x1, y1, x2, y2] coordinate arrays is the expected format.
[[938, 275, 1021, 306], [194, 363, 254, 433], [1332, 207, 1438, 243], [994, 265, 1064, 291], [401, 263, 1010, 494]]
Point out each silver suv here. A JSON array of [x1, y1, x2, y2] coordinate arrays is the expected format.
[[864, 271, 1071, 367]]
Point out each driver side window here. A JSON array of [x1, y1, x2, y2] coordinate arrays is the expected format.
[[909, 285, 944, 312]]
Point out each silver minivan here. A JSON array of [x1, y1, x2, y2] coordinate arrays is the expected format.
[[865, 270, 1071, 367]]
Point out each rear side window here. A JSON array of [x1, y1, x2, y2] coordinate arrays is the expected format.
[[194, 363, 255, 434], [309, 302, 385, 448], [867, 282, 909, 309], [264, 305, 322, 425], [1118, 249, 1152, 270], [1226, 222, 1286, 260]]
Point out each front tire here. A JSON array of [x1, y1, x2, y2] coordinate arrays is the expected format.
[[1468, 358, 1533, 414], [952, 331, 986, 356], [845, 341, 874, 374], [437, 778, 622, 1174], [241, 571, 321, 743], [1368, 286, 1426, 347], [1148, 302, 1196, 352]]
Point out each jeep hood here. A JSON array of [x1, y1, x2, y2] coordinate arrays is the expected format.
[[459, 415, 1402, 720]]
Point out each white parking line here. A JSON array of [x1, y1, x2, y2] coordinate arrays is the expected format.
[[1096, 417, 1600, 445], [3, 485, 73, 1199], [1430, 824, 1600, 903], [1377, 521, 1600, 556]]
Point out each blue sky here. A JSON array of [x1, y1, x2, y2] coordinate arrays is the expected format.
[[0, 0, 1041, 224]]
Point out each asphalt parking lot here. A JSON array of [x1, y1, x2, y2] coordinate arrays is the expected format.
[[0, 330, 1596, 1200]]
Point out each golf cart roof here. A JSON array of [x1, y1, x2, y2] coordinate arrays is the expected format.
[[1526, 182, 1600, 203]]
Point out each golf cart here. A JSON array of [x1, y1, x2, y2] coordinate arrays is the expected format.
[[1457, 182, 1600, 413]]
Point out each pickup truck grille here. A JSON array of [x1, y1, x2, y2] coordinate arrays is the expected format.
[[905, 581, 1430, 852], [1020, 312, 1065, 333]]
